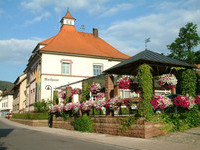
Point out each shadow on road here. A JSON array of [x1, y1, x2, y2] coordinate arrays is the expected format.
[[0, 129, 14, 138]]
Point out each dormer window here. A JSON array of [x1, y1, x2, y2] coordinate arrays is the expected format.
[[60, 10, 76, 26]]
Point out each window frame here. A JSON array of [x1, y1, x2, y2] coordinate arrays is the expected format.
[[60, 59, 73, 75], [93, 64, 103, 76]]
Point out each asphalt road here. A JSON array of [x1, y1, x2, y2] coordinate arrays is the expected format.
[[0, 119, 133, 150]]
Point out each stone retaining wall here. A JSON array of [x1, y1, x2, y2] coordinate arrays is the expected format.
[[52, 116, 167, 138], [11, 116, 167, 138]]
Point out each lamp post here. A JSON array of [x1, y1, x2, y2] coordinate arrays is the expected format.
[[45, 85, 52, 101]]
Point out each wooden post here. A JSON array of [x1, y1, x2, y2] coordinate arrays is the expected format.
[[171, 87, 176, 94]]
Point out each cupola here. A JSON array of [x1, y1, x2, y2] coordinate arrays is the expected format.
[[60, 10, 76, 26]]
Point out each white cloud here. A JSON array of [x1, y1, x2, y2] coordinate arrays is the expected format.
[[101, 1, 200, 56], [0, 38, 42, 63], [21, 0, 108, 14], [100, 3, 133, 17], [21, 0, 132, 17], [24, 11, 50, 26]]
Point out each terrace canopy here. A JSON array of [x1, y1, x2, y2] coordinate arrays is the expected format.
[[104, 50, 195, 76]]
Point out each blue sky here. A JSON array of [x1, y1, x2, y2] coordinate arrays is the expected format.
[[0, 0, 200, 82]]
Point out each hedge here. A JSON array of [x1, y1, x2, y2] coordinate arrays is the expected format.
[[12, 113, 48, 120]]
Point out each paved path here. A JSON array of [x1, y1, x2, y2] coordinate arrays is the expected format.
[[1, 117, 200, 150], [151, 126, 200, 146]]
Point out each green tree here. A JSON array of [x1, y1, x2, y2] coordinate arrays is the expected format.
[[167, 22, 200, 64], [195, 50, 200, 64]]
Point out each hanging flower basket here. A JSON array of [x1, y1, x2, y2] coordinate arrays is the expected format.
[[117, 76, 130, 89], [90, 82, 101, 93], [158, 74, 178, 89]]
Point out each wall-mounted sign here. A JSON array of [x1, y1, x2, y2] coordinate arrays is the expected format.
[[44, 78, 59, 81]]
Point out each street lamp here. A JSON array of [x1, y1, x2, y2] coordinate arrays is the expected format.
[[45, 85, 52, 101]]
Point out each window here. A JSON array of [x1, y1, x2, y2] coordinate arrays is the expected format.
[[62, 62, 70, 75], [120, 89, 139, 99], [93, 64, 102, 76]]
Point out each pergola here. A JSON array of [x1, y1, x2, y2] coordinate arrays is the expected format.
[[104, 50, 194, 76]]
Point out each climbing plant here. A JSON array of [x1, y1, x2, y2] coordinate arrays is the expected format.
[[81, 82, 91, 103], [181, 69, 197, 97], [53, 92, 58, 104], [137, 64, 154, 120]]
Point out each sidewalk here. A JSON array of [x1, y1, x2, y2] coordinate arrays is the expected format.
[[2, 117, 200, 150]]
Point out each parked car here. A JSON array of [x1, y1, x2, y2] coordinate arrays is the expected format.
[[5, 113, 12, 119]]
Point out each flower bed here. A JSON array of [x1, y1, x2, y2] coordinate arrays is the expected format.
[[173, 95, 195, 110], [150, 95, 172, 110]]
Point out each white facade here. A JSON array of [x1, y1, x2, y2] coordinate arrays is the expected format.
[[0, 95, 13, 116], [40, 53, 121, 101]]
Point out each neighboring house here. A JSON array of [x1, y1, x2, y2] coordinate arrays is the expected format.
[[24, 10, 129, 111], [0, 88, 14, 116], [12, 74, 27, 113]]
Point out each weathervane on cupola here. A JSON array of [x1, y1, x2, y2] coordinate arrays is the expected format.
[[60, 8, 76, 26], [145, 37, 151, 50]]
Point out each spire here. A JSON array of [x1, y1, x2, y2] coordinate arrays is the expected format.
[[60, 9, 76, 26]]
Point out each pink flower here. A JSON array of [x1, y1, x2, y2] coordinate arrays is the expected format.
[[117, 77, 130, 89]]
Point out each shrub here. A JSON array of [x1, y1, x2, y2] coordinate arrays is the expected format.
[[181, 69, 197, 97], [12, 113, 48, 120], [71, 116, 93, 132], [33, 99, 49, 112], [156, 105, 200, 131]]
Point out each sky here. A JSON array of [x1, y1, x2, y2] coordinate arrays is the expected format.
[[0, 0, 200, 82]]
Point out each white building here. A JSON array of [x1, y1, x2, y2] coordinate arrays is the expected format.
[[25, 11, 129, 111], [0, 88, 14, 116]]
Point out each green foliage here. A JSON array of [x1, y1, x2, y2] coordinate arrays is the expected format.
[[181, 69, 197, 97], [12, 113, 48, 120], [120, 115, 139, 131], [120, 108, 129, 115], [81, 82, 90, 103], [33, 99, 49, 112], [71, 116, 93, 132], [167, 22, 200, 64], [154, 106, 200, 131], [66, 96, 72, 103], [89, 109, 103, 115], [0, 80, 14, 91], [60, 111, 70, 120], [137, 64, 154, 120], [196, 74, 200, 95], [53, 92, 58, 104]]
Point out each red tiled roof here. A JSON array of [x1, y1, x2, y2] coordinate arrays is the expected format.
[[40, 25, 129, 59], [39, 36, 55, 45], [64, 11, 75, 20]]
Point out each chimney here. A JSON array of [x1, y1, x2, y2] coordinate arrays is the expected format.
[[93, 28, 98, 37]]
